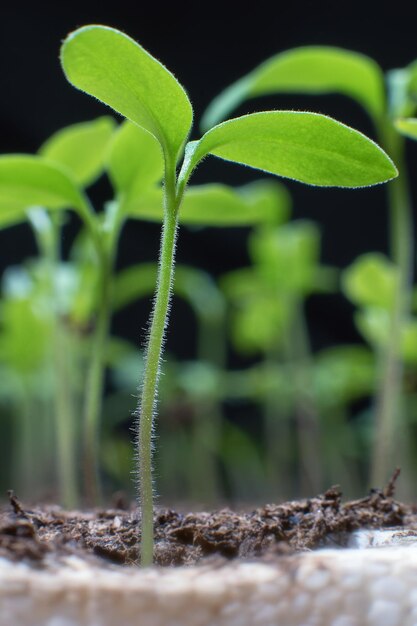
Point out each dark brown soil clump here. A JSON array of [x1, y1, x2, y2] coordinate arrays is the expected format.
[[2, 475, 416, 568]]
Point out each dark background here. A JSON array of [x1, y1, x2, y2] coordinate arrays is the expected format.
[[1, 1, 417, 360]]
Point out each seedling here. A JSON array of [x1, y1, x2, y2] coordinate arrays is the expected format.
[[59, 25, 397, 565], [342, 253, 417, 489], [222, 217, 336, 495], [201, 46, 417, 488]]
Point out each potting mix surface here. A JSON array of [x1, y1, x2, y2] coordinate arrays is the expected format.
[[1, 473, 416, 569]]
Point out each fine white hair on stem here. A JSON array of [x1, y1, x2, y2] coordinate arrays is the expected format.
[[133, 211, 179, 505]]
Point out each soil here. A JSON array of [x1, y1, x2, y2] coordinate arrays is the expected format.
[[2, 471, 417, 568]]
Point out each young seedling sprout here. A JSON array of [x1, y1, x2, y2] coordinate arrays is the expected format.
[[59, 25, 397, 565]]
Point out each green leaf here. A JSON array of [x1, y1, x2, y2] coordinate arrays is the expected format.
[[229, 295, 291, 354], [355, 307, 390, 348], [342, 253, 397, 310], [107, 121, 164, 201], [191, 112, 397, 188], [61, 25, 193, 163], [0, 155, 88, 229], [249, 221, 320, 295], [201, 46, 385, 131], [39, 116, 116, 187], [394, 117, 417, 141], [0, 267, 52, 373], [127, 180, 291, 225]]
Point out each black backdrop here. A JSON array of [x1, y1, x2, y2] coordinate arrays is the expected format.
[[1, 1, 417, 360]]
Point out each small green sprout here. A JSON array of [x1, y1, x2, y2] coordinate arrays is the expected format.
[[60, 25, 396, 565], [222, 218, 336, 495]]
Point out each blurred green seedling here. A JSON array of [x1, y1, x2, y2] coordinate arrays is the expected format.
[[222, 217, 336, 496], [342, 253, 417, 486], [59, 24, 396, 565], [0, 262, 56, 498], [201, 45, 417, 489], [0, 117, 116, 507], [312, 344, 375, 495]]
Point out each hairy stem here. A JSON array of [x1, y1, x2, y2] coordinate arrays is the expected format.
[[137, 170, 179, 567], [372, 127, 413, 489]]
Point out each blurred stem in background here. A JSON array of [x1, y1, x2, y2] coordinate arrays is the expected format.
[[285, 300, 321, 495], [28, 209, 79, 508], [81, 203, 122, 505]]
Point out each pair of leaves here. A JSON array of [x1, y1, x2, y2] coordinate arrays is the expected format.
[[61, 26, 397, 190]]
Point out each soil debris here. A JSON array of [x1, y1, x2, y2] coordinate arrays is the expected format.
[[1, 478, 416, 568]]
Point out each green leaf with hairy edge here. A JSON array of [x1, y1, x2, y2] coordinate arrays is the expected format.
[[107, 121, 164, 202], [342, 253, 397, 310], [39, 117, 116, 187], [127, 180, 290, 225], [201, 46, 385, 131], [0, 155, 88, 229], [61, 25, 193, 163], [190, 112, 397, 188], [394, 118, 417, 140]]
